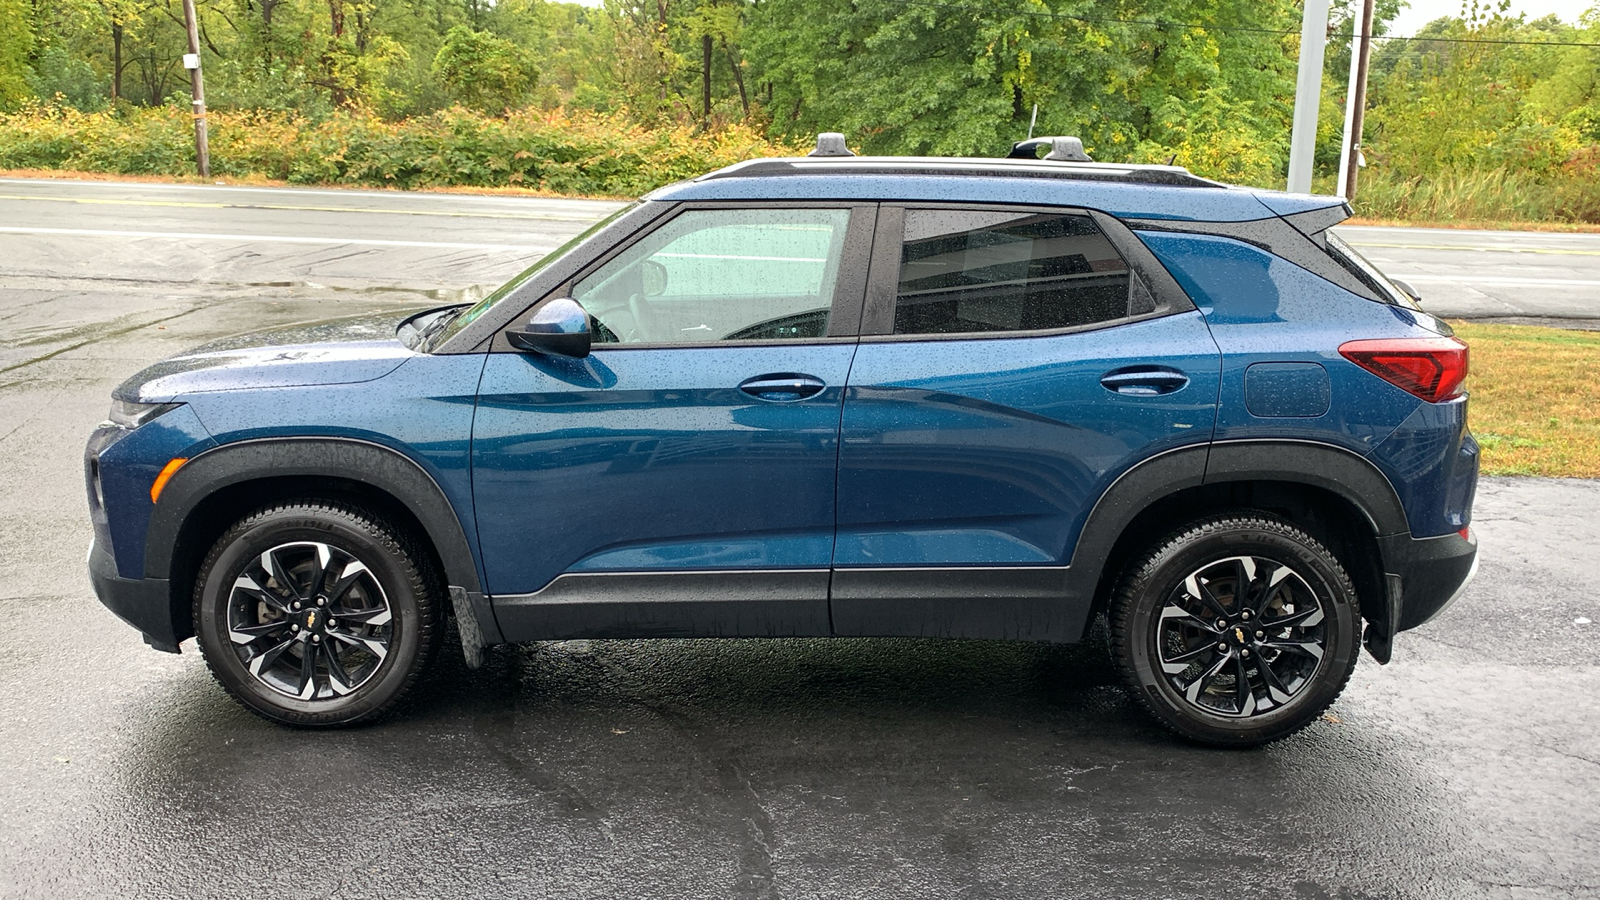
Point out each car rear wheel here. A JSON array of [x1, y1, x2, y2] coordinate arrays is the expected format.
[[1110, 513, 1361, 746], [193, 501, 441, 727]]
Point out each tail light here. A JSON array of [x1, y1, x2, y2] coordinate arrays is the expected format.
[[1338, 337, 1469, 403]]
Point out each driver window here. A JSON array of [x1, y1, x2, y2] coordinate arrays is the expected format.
[[572, 207, 851, 344]]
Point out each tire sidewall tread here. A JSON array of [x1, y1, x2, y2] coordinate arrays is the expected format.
[[193, 500, 441, 728], [1109, 512, 1362, 747]]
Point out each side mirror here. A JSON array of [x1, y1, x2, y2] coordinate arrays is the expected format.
[[640, 259, 668, 297], [1390, 278, 1422, 305], [506, 298, 591, 358]]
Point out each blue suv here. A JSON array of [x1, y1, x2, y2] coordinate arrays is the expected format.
[[85, 137, 1478, 745]]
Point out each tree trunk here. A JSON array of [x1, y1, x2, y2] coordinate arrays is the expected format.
[[701, 32, 713, 130], [726, 42, 748, 118], [261, 0, 278, 69], [111, 21, 122, 100]]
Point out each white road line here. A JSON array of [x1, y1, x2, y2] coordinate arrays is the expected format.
[[0, 225, 537, 251], [1390, 273, 1600, 287]]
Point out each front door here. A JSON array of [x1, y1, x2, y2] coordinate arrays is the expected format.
[[832, 206, 1221, 640], [472, 204, 872, 640]]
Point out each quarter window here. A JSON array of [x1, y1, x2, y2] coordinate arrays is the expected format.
[[893, 209, 1146, 336], [573, 208, 851, 344]]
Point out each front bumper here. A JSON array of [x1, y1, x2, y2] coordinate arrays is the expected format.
[[88, 537, 179, 653]]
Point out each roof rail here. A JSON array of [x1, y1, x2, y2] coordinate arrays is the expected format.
[[809, 133, 855, 157], [698, 156, 1225, 189], [1008, 136, 1092, 162]]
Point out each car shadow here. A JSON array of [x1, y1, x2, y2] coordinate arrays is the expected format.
[[101, 627, 1465, 899]]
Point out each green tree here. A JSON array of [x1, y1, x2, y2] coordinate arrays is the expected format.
[[430, 23, 537, 112], [744, 0, 1300, 185], [0, 0, 34, 110], [1366, 5, 1584, 177], [25, 43, 104, 108]]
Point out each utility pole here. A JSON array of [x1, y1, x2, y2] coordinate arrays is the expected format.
[[1338, 0, 1377, 199], [1286, 0, 1331, 194], [180, 0, 210, 178]]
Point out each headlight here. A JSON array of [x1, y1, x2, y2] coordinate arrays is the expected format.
[[105, 399, 181, 429]]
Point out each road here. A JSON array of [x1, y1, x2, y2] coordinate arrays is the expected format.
[[0, 177, 1596, 324], [1336, 224, 1600, 324], [0, 176, 1598, 899]]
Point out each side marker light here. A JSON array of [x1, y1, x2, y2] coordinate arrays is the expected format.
[[151, 458, 189, 503]]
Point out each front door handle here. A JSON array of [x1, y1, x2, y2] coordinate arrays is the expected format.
[[740, 373, 826, 402], [1100, 367, 1190, 396]]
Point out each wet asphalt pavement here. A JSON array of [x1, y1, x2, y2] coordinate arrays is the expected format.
[[1, 180, 1598, 899]]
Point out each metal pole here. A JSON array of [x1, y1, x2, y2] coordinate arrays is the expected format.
[[1343, 0, 1377, 199], [181, 0, 210, 178], [1286, 0, 1331, 194]]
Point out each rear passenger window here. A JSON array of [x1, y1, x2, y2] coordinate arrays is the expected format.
[[893, 209, 1145, 336]]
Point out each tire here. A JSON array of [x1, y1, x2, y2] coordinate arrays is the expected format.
[[1109, 513, 1361, 747], [193, 500, 441, 727]]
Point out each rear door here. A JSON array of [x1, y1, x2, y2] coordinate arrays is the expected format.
[[472, 203, 874, 639], [831, 205, 1221, 640]]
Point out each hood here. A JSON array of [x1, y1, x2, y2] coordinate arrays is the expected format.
[[116, 310, 428, 402]]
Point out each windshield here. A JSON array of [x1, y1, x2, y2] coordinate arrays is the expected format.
[[428, 202, 639, 349], [1325, 231, 1418, 309]]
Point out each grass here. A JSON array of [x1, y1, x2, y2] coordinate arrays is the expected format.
[[1346, 216, 1600, 234], [1450, 320, 1600, 478], [1314, 166, 1600, 227]]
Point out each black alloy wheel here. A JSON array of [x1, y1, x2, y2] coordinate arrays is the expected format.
[[1110, 513, 1361, 746], [194, 501, 441, 726]]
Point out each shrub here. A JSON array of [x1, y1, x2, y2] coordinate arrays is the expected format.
[[0, 104, 804, 195]]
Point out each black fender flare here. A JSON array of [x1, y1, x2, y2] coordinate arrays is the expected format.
[[1062, 439, 1409, 603], [145, 437, 483, 595], [1202, 439, 1408, 535]]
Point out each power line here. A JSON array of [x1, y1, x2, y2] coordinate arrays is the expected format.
[[877, 0, 1600, 50]]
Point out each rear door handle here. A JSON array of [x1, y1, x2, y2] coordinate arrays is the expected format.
[[740, 373, 826, 402], [1100, 367, 1190, 396]]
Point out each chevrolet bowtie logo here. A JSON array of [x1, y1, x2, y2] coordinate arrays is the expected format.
[[306, 611, 317, 629], [1235, 627, 1246, 643]]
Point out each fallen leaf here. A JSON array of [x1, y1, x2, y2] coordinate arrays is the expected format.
[[611, 728, 629, 735], [1322, 714, 1342, 724]]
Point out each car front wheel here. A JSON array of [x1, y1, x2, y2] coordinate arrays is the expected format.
[[193, 501, 441, 726], [1110, 513, 1362, 746]]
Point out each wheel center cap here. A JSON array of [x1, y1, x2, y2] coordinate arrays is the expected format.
[[1231, 625, 1248, 645], [302, 608, 324, 633]]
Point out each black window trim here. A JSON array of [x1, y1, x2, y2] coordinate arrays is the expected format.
[[1122, 214, 1395, 306], [857, 202, 1196, 343], [440, 199, 671, 354], [487, 200, 878, 353]]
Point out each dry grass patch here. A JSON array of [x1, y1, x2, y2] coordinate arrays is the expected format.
[[1450, 320, 1600, 477]]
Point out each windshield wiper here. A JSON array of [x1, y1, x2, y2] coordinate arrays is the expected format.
[[419, 306, 465, 350]]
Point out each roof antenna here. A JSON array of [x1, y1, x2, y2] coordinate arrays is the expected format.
[[1165, 153, 1177, 166], [809, 133, 855, 157], [1027, 103, 1039, 140]]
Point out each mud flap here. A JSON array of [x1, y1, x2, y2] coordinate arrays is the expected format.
[[450, 585, 486, 670], [1362, 573, 1403, 665]]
